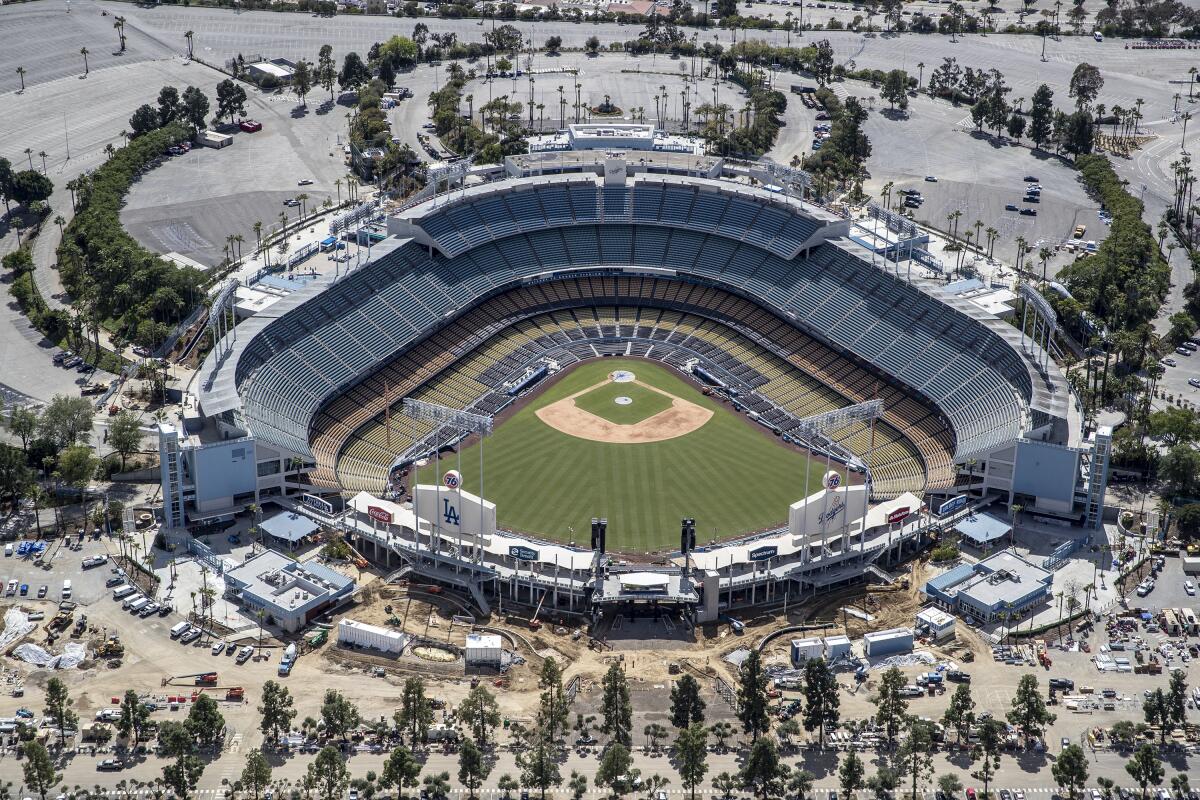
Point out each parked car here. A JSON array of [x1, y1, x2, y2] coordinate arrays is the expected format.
[[1005, 204, 1018, 211], [1186, 580, 1196, 595], [925, 175, 938, 182], [97, 759, 122, 771], [240, 119, 263, 133], [297, 178, 314, 186], [1020, 208, 1038, 216], [37, 585, 47, 598]]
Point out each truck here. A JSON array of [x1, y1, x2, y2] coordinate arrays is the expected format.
[[195, 673, 218, 686], [278, 643, 297, 676]]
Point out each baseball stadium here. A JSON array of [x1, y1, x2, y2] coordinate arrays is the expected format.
[[182, 149, 1106, 625]]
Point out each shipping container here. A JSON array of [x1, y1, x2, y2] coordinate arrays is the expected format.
[[790, 637, 824, 664], [338, 619, 409, 654], [822, 635, 852, 661], [464, 633, 503, 665], [864, 627, 914, 657]]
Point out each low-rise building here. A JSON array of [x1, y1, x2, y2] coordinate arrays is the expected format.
[[916, 607, 956, 643], [923, 551, 1053, 624], [864, 627, 914, 658], [223, 550, 355, 633], [464, 633, 503, 667]]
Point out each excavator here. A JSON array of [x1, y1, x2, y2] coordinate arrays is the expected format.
[[96, 636, 124, 658]]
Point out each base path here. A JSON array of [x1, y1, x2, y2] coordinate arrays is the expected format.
[[535, 377, 713, 444]]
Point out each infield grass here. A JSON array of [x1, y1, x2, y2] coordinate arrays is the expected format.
[[571, 379, 673, 425], [416, 358, 825, 551]]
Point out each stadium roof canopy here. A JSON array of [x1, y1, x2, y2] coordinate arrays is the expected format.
[[953, 513, 1011, 547]]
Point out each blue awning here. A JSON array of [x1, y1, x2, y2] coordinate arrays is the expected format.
[[954, 513, 1012, 545]]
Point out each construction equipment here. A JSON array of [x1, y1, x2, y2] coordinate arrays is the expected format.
[[49, 607, 75, 631], [96, 636, 124, 658], [72, 616, 88, 637], [529, 591, 547, 631], [194, 673, 218, 686], [225, 687, 245, 701]]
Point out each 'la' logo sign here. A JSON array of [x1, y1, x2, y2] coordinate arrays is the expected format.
[[443, 499, 461, 527]]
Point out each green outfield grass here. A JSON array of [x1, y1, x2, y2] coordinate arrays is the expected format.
[[416, 359, 825, 551], [572, 379, 673, 425]]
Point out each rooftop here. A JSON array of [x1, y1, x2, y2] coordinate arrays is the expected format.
[[958, 551, 1053, 609], [259, 511, 320, 544], [954, 512, 1012, 545], [225, 550, 355, 610]]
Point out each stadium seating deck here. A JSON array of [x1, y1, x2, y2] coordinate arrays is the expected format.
[[308, 275, 955, 499], [213, 179, 1050, 492]]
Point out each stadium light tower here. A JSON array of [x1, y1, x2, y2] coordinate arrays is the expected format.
[[401, 399, 493, 566]]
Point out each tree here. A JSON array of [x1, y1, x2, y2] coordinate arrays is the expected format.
[[873, 667, 909, 749], [381, 746, 423, 796], [569, 771, 589, 800], [802, 657, 840, 748], [740, 736, 785, 800], [158, 720, 195, 759], [937, 774, 963, 799], [1161, 444, 1200, 498], [186, 693, 226, 750], [0, 445, 33, 507], [292, 59, 313, 107], [8, 170, 53, 207], [942, 683, 975, 744], [1068, 62, 1104, 110], [1167, 670, 1189, 726], [737, 648, 771, 742], [1125, 743, 1164, 798], [423, 772, 451, 800], [240, 750, 273, 800], [499, 774, 520, 800], [338, 52, 371, 93], [601, 662, 633, 747], [518, 725, 562, 800], [1143, 688, 1171, 743], [596, 743, 637, 797], [538, 657, 569, 745], [458, 684, 499, 748], [322, 690, 361, 741], [8, 406, 39, 453], [812, 39, 835, 86], [22, 741, 61, 800], [180, 86, 210, 132], [1052, 743, 1090, 798], [1006, 674, 1055, 743], [107, 410, 142, 470], [669, 675, 706, 729], [1110, 719, 1138, 750], [880, 70, 909, 111], [673, 722, 709, 800], [971, 719, 1005, 798], [458, 738, 491, 800], [162, 754, 205, 799], [129, 104, 160, 137], [644, 723, 669, 752], [317, 44, 338, 101], [839, 752, 865, 799], [897, 720, 935, 800], [585, 35, 601, 55], [308, 746, 350, 800], [713, 772, 739, 800], [1029, 84, 1055, 149], [215, 79, 248, 122], [1148, 408, 1200, 448], [393, 681, 432, 748], [545, 35, 563, 53], [44, 677, 77, 748], [709, 721, 735, 751], [1007, 113, 1027, 141], [40, 395, 94, 448], [117, 689, 151, 750], [258, 680, 297, 746], [158, 86, 183, 129], [866, 767, 899, 800]]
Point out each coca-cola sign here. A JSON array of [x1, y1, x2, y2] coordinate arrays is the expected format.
[[367, 506, 393, 524]]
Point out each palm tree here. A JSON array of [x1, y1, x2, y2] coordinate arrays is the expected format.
[[917, 61, 925, 90], [114, 16, 127, 53], [296, 193, 310, 219], [80, 47, 90, 76], [333, 179, 342, 205], [1038, 246, 1053, 281], [38, 151, 48, 174], [15, 66, 26, 93], [53, 215, 65, 238], [184, 31, 194, 60], [234, 234, 245, 261], [24, 148, 33, 171]]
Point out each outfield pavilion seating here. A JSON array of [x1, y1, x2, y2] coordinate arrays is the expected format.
[[210, 177, 1051, 491], [312, 274, 955, 498]]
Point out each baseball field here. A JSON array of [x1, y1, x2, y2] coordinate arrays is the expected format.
[[416, 358, 825, 551]]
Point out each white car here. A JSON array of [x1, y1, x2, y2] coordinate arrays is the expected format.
[[212, 641, 225, 655], [1186, 581, 1196, 596], [297, 178, 314, 186]]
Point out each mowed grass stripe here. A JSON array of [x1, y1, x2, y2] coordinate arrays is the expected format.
[[417, 359, 824, 551]]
